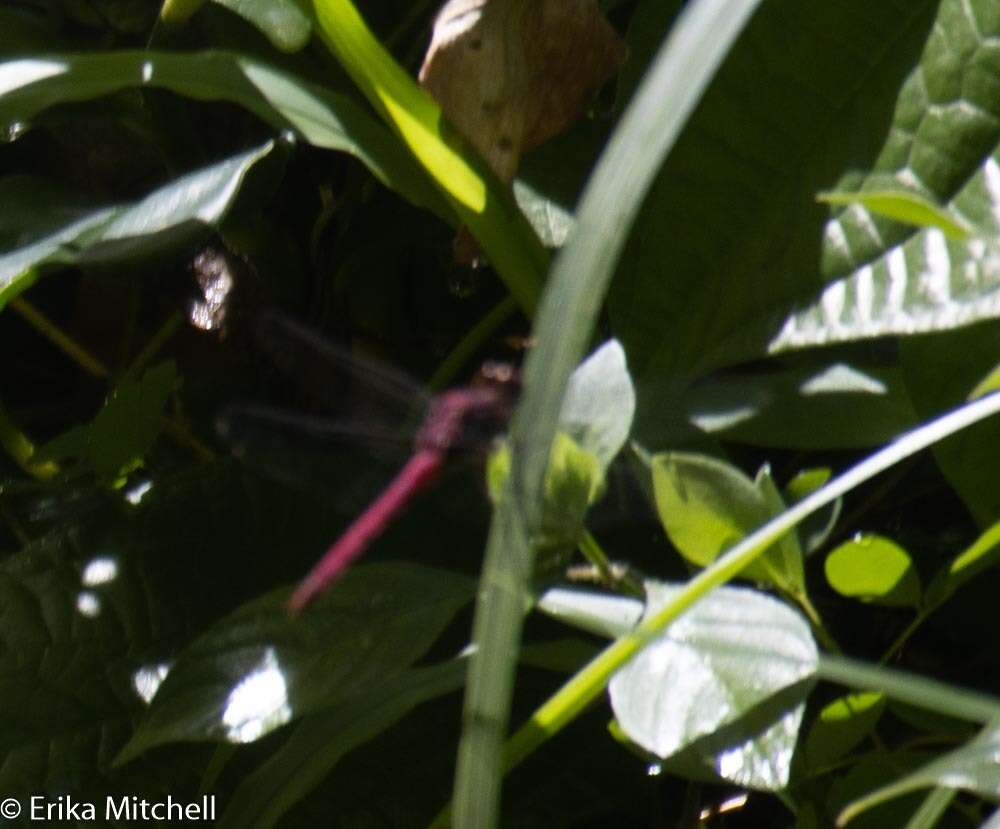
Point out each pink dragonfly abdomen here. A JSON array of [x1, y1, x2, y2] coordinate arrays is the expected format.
[[288, 448, 445, 612]]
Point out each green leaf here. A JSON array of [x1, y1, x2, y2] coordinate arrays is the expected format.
[[682, 359, 918, 450], [536, 587, 644, 640], [755, 465, 806, 594], [754, 2, 1000, 356], [784, 467, 841, 554], [651, 452, 804, 593], [216, 660, 466, 829], [116, 564, 473, 764], [804, 691, 886, 770], [924, 519, 1000, 611], [838, 721, 1000, 825], [487, 432, 602, 575], [785, 468, 832, 502], [39, 362, 178, 482], [825, 535, 922, 608], [609, 0, 941, 380], [212, 0, 312, 53], [512, 180, 575, 248], [817, 189, 971, 240], [0, 142, 280, 309], [557, 339, 636, 473], [0, 463, 300, 804], [0, 50, 449, 221], [901, 322, 1000, 526], [607, 581, 817, 790]]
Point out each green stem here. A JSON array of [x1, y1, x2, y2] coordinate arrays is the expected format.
[[121, 311, 183, 383], [12, 296, 108, 379]]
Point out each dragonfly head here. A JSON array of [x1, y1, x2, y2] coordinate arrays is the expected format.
[[417, 364, 520, 454]]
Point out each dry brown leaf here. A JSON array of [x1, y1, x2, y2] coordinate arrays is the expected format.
[[419, 0, 626, 185]]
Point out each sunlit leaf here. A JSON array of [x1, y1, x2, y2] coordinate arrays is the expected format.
[[651, 452, 803, 593], [924, 520, 1000, 611], [825, 535, 921, 608], [557, 339, 636, 472], [804, 691, 885, 770], [212, 0, 312, 52], [0, 51, 450, 221], [116, 564, 473, 764], [38, 362, 177, 482], [216, 660, 466, 828], [817, 189, 971, 241], [0, 141, 280, 309], [608, 581, 817, 790], [838, 721, 1000, 825]]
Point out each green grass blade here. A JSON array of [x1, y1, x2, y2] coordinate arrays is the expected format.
[[448, 1, 764, 826], [309, 0, 547, 312]]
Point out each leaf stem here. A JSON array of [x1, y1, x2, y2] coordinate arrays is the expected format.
[[12, 296, 108, 379]]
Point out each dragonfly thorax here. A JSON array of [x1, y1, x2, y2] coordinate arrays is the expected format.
[[415, 383, 516, 453]]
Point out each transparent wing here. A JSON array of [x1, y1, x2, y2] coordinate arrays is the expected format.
[[249, 311, 432, 417]]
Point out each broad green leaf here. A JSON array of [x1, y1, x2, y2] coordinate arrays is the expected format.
[[217, 660, 466, 829], [0, 463, 310, 805], [38, 362, 177, 482], [557, 339, 636, 472], [0, 141, 280, 309], [160, 0, 207, 24], [682, 360, 918, 450], [804, 691, 886, 770], [901, 321, 1000, 526], [825, 535, 922, 608], [0, 51, 449, 221], [116, 564, 473, 764], [608, 581, 817, 790], [838, 721, 1000, 826], [924, 519, 1000, 611], [756, 2, 1000, 356], [651, 452, 803, 593], [817, 189, 971, 241], [609, 0, 942, 381]]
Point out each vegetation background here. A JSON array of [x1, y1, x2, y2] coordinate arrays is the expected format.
[[4, 0, 1000, 826]]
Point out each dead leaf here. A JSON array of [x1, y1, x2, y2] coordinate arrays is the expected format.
[[419, 0, 626, 185]]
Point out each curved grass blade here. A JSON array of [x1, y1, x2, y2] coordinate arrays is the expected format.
[[446, 1, 764, 826]]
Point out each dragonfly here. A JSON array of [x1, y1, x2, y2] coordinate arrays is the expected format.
[[218, 313, 521, 612]]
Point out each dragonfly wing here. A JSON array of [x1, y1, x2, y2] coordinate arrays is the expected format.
[[249, 311, 433, 416], [216, 402, 406, 509]]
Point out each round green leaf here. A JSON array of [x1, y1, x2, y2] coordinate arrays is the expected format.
[[824, 535, 921, 607]]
